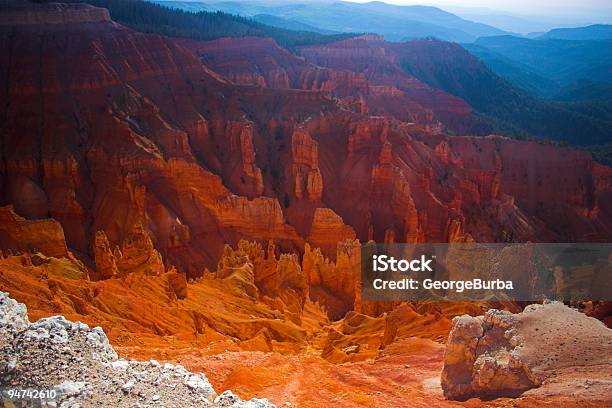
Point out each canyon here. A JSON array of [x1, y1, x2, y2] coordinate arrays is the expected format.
[[0, 2, 611, 407]]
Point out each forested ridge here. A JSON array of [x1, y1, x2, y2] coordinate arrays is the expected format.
[[59, 0, 356, 48], [397, 41, 612, 148]]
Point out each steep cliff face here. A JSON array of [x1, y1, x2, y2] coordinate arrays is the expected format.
[[1, 4, 611, 306], [5, 5, 610, 270], [290, 129, 323, 202], [0, 206, 69, 259], [185, 36, 474, 128], [181, 36, 370, 96], [446, 136, 612, 241], [298, 37, 475, 129], [0, 2, 110, 25], [0, 8, 311, 275]]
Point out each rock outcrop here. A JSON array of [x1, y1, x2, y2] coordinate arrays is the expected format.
[[0, 2, 110, 25], [441, 302, 612, 401], [92, 224, 164, 280], [0, 291, 274, 408], [92, 231, 119, 280], [302, 239, 361, 319], [0, 206, 69, 259], [214, 240, 309, 326], [307, 209, 356, 258], [166, 268, 188, 300], [116, 224, 165, 276], [291, 129, 323, 201]]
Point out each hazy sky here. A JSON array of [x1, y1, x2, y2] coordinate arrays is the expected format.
[[168, 0, 612, 33], [350, 0, 608, 10], [348, 0, 612, 18]]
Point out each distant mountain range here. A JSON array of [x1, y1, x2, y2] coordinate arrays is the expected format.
[[394, 40, 611, 146], [460, 42, 560, 97], [251, 13, 340, 35], [464, 34, 612, 100], [157, 0, 611, 101], [536, 24, 612, 40], [445, 5, 612, 35], [144, 0, 612, 158], [153, 0, 512, 42]]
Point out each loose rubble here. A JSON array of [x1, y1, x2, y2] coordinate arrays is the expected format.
[[0, 291, 275, 408]]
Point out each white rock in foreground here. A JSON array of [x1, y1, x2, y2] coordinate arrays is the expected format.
[[0, 291, 29, 333], [0, 291, 276, 408]]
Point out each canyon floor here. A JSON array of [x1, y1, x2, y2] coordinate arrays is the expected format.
[[1, 254, 610, 408]]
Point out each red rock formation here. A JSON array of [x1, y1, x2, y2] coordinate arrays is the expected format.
[[0, 10, 311, 274], [448, 136, 612, 241], [92, 230, 118, 280], [5, 5, 607, 275], [186, 36, 474, 128], [347, 117, 389, 156], [181, 36, 370, 97], [116, 224, 165, 276], [291, 129, 323, 201], [303, 239, 360, 319], [0, 206, 69, 259], [0, 242, 324, 355], [3, 246, 610, 407], [180, 37, 296, 88], [212, 240, 309, 325], [307, 209, 356, 257], [200, 120, 265, 199], [92, 224, 165, 279], [166, 268, 188, 300], [582, 301, 612, 328], [298, 37, 474, 128]]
